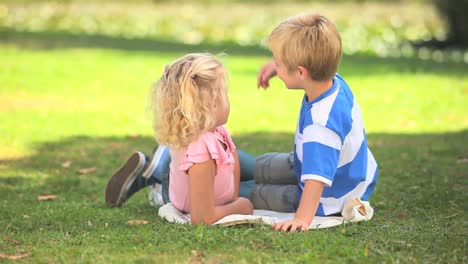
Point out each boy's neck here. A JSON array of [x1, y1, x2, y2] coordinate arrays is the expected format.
[[303, 78, 334, 102]]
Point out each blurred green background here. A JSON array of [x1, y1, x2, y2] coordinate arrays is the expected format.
[[0, 0, 467, 263], [1, 0, 467, 61]]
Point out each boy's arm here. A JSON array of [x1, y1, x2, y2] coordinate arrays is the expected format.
[[273, 179, 324, 232], [257, 60, 277, 89], [188, 159, 253, 225], [232, 149, 241, 199]]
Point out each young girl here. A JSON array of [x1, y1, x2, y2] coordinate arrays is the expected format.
[[105, 53, 288, 225], [151, 53, 253, 224]]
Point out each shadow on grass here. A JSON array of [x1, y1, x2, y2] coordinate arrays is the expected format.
[[0, 130, 466, 208], [1, 28, 467, 76], [0, 130, 466, 262]]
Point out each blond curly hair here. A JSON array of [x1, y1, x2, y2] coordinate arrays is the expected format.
[[151, 53, 229, 149]]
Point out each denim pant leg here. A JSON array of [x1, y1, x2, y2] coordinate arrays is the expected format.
[[238, 150, 255, 182], [237, 150, 256, 199], [239, 180, 256, 199], [159, 157, 171, 204]]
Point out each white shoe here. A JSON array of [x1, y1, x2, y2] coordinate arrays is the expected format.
[[148, 183, 164, 208]]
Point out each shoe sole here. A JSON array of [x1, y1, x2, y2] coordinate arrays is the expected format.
[[142, 145, 168, 178], [105, 152, 145, 207]]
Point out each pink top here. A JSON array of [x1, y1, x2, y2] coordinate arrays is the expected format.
[[169, 125, 236, 213]]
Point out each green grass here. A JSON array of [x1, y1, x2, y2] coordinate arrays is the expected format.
[[1, 29, 467, 264]]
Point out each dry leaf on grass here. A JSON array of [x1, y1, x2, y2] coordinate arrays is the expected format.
[[191, 250, 204, 257], [4, 237, 20, 246], [0, 253, 29, 260], [127, 134, 141, 139], [108, 143, 120, 150], [127, 220, 149, 225], [395, 213, 408, 218], [77, 167, 97, 174], [456, 156, 468, 164], [37, 194, 57, 201], [62, 161, 72, 168]]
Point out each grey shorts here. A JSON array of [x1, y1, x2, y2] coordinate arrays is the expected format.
[[250, 152, 299, 212]]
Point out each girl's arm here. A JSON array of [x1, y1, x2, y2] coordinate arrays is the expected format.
[[232, 149, 241, 199], [188, 159, 253, 225]]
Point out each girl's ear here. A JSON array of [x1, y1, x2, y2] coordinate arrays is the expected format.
[[297, 66, 309, 80]]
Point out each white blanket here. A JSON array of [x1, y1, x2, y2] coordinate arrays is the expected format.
[[158, 197, 373, 229]]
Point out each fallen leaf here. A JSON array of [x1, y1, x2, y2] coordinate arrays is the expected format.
[[456, 156, 468, 164], [38, 194, 57, 201], [108, 143, 120, 150], [127, 220, 149, 225], [191, 250, 204, 258], [127, 134, 141, 139], [395, 213, 408, 218], [77, 167, 97, 174], [452, 184, 464, 191], [364, 243, 369, 257], [4, 237, 20, 246], [87, 195, 98, 201], [62, 161, 72, 168], [133, 235, 143, 244], [0, 253, 29, 260]]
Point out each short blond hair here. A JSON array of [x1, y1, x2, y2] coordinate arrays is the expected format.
[[152, 53, 228, 149], [267, 13, 342, 81]]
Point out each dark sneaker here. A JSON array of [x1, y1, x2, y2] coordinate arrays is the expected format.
[[105, 152, 146, 207]]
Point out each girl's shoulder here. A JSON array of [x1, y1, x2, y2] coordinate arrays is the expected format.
[[189, 125, 234, 154], [176, 126, 235, 170]]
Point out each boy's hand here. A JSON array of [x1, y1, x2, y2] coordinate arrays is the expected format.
[[273, 217, 309, 233], [257, 60, 277, 89]]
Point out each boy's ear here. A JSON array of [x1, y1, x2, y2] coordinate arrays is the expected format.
[[297, 66, 309, 80]]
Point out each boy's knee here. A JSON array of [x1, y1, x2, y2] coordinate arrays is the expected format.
[[250, 184, 297, 213], [255, 152, 296, 185]]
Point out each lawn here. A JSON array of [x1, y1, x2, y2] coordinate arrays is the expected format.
[[1, 1, 467, 263]]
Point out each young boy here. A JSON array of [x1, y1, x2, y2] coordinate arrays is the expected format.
[[256, 13, 378, 232]]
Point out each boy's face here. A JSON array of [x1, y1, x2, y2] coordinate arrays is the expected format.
[[273, 55, 302, 90]]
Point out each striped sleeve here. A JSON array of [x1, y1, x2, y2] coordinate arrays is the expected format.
[[300, 124, 342, 187]]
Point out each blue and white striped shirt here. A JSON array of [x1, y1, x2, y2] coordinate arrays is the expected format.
[[294, 74, 378, 216]]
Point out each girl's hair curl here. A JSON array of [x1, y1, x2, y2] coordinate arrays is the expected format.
[[152, 53, 228, 149]]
